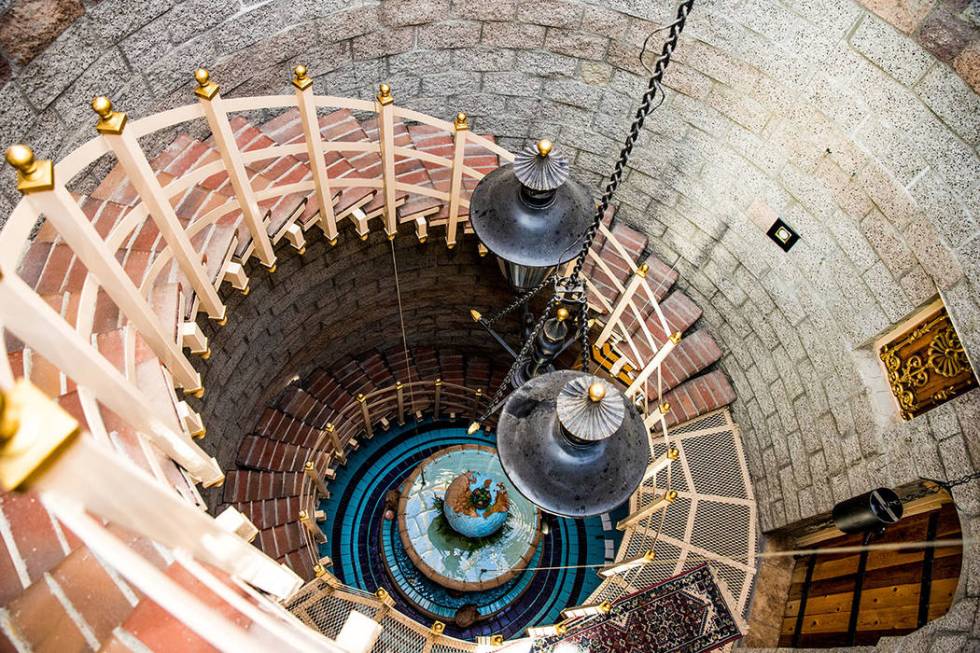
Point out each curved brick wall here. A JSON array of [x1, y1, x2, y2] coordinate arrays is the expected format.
[[194, 230, 518, 471], [2, 0, 979, 649]]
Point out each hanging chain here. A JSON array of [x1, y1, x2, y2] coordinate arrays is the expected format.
[[927, 470, 980, 492], [473, 0, 695, 426], [567, 0, 694, 287], [480, 272, 555, 327]]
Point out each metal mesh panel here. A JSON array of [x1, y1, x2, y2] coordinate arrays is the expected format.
[[680, 433, 749, 500], [373, 615, 429, 652], [587, 408, 757, 617], [431, 642, 478, 653]]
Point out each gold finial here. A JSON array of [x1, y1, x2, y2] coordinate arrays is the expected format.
[[477, 243, 488, 257], [599, 600, 613, 614], [669, 331, 682, 344], [298, 510, 309, 521], [375, 588, 390, 601], [556, 307, 569, 322], [636, 262, 649, 278], [660, 401, 670, 415], [490, 635, 504, 646], [665, 489, 678, 502], [194, 68, 219, 100], [434, 378, 443, 386], [292, 64, 312, 90], [0, 380, 81, 491], [190, 387, 204, 398], [313, 564, 326, 577], [5, 145, 54, 194], [356, 393, 366, 402], [91, 96, 112, 119], [536, 139, 553, 157], [431, 621, 446, 635], [325, 422, 335, 432], [470, 309, 482, 322], [304, 460, 315, 471], [667, 446, 679, 460], [588, 381, 607, 402], [555, 624, 567, 636], [453, 111, 469, 131], [467, 421, 481, 435], [377, 82, 393, 105]]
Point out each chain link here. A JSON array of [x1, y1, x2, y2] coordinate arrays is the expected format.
[[481, 272, 554, 327], [945, 470, 980, 490], [474, 0, 696, 424]]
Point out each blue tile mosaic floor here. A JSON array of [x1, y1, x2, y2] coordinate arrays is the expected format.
[[318, 419, 627, 640]]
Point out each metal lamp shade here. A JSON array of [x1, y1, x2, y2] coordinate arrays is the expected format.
[[496, 370, 648, 517], [468, 143, 593, 291]]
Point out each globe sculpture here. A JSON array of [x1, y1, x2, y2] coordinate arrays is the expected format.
[[442, 471, 510, 538], [396, 444, 541, 592]]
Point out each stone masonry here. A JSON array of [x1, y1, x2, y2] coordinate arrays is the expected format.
[[1, 0, 979, 649]]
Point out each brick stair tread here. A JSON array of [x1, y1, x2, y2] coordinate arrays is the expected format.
[[276, 385, 334, 429], [117, 562, 252, 653], [222, 470, 303, 503], [317, 110, 383, 219], [256, 521, 307, 560], [359, 117, 442, 223], [254, 407, 323, 450], [236, 434, 329, 473], [221, 497, 302, 532], [0, 492, 76, 606], [663, 370, 736, 427]]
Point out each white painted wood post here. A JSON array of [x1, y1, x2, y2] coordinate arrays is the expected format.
[[91, 97, 226, 322], [446, 112, 468, 249], [375, 83, 398, 239], [180, 321, 209, 357], [5, 148, 202, 393], [596, 262, 648, 348], [293, 66, 339, 244], [0, 275, 222, 484], [625, 332, 680, 397], [193, 68, 277, 269], [616, 490, 677, 530]]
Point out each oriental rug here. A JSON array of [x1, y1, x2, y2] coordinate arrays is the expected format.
[[530, 564, 743, 653]]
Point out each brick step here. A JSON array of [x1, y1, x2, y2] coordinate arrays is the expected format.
[[359, 116, 441, 225], [222, 470, 303, 503], [220, 497, 302, 532], [254, 407, 323, 450], [235, 434, 330, 473], [257, 108, 354, 229], [406, 124, 499, 227], [303, 368, 355, 414], [276, 385, 334, 430], [111, 561, 254, 653], [663, 370, 737, 427], [256, 521, 307, 562], [658, 329, 724, 391], [3, 543, 136, 651]]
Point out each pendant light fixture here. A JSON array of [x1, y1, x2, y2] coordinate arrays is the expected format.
[[468, 0, 696, 517], [469, 140, 592, 291], [496, 371, 647, 517]]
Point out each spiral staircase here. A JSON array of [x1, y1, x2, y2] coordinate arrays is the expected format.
[[0, 68, 754, 652]]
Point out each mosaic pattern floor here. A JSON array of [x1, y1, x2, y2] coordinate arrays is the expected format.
[[319, 419, 626, 639]]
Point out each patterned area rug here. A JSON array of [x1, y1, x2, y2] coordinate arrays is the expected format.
[[530, 564, 743, 653]]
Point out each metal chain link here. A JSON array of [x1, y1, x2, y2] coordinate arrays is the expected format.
[[474, 0, 695, 424], [567, 0, 694, 287], [943, 470, 980, 490], [481, 272, 555, 327]]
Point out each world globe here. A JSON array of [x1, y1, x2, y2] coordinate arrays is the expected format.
[[442, 470, 510, 538]]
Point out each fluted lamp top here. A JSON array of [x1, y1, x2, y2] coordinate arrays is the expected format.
[[556, 376, 624, 442], [512, 139, 570, 192]]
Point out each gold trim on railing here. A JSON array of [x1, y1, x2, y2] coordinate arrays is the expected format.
[[5, 145, 54, 194]]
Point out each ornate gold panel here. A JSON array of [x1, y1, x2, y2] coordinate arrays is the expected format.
[[880, 308, 977, 420]]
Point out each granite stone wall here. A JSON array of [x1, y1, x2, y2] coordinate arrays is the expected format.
[[2, 0, 979, 648]]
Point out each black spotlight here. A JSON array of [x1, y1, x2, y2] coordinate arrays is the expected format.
[[496, 370, 648, 517], [468, 139, 593, 291], [832, 488, 903, 535]]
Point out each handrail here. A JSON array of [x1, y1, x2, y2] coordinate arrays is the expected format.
[[0, 63, 705, 649]]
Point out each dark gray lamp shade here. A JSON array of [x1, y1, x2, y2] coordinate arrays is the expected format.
[[496, 370, 648, 517], [468, 141, 593, 291]]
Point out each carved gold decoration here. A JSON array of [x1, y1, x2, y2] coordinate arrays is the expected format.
[[292, 65, 312, 91], [880, 308, 977, 420], [453, 111, 468, 131], [376, 82, 393, 106]]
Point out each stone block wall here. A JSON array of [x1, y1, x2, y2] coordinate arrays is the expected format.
[[2, 0, 979, 648]]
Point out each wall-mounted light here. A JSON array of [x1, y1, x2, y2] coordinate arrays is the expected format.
[[766, 217, 799, 252]]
